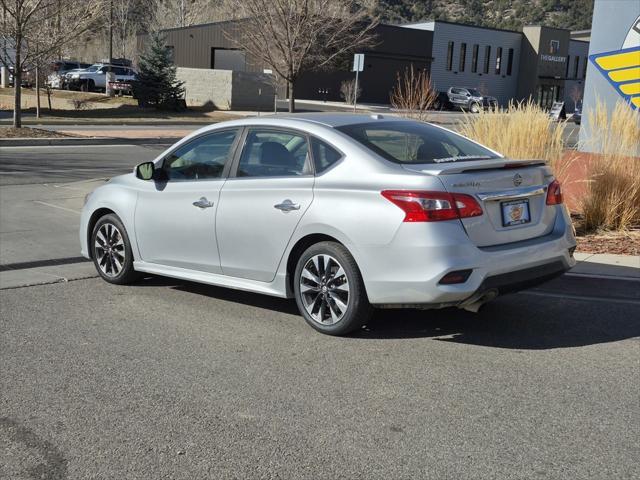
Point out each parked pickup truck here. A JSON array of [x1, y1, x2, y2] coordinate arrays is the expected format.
[[446, 87, 498, 112], [66, 64, 137, 92]]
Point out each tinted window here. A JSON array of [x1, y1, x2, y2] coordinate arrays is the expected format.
[[237, 129, 310, 177], [446, 41, 454, 71], [311, 138, 342, 173], [337, 122, 499, 165], [459, 43, 466, 72], [163, 130, 238, 181], [472, 44, 479, 73]]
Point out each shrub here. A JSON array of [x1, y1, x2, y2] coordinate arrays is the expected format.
[[458, 101, 566, 171], [339, 79, 361, 105], [581, 100, 640, 231], [390, 65, 437, 122]]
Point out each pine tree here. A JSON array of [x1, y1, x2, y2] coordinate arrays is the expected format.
[[133, 32, 185, 110]]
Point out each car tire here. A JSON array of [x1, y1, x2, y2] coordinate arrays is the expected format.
[[470, 102, 481, 113], [294, 241, 373, 336], [91, 214, 140, 285]]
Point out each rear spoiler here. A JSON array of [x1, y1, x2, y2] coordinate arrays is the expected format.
[[402, 159, 547, 175]]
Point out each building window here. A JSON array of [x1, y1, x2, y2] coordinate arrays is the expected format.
[[495, 47, 502, 75], [582, 58, 588, 78], [472, 44, 479, 73], [574, 56, 580, 78], [446, 41, 454, 71], [484, 46, 491, 74], [566, 55, 571, 78], [506, 48, 514, 76], [459, 43, 466, 72]]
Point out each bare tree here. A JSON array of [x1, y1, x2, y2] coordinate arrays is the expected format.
[[390, 65, 437, 122], [220, 0, 378, 112], [569, 84, 583, 110], [1, 0, 101, 127], [152, 0, 221, 30]]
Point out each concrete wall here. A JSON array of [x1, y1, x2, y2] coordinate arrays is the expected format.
[[579, 0, 640, 153], [404, 22, 522, 106], [176, 67, 274, 111]]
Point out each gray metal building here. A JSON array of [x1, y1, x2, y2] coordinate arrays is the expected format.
[[403, 21, 523, 105], [137, 19, 590, 109], [137, 22, 433, 105]]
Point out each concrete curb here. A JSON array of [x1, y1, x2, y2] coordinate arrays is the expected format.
[[0, 137, 181, 147]]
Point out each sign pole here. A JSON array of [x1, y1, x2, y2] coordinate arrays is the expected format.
[[353, 68, 359, 112]]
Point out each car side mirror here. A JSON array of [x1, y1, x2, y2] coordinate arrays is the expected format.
[[135, 162, 155, 180]]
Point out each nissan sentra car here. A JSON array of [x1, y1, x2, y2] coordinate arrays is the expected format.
[[80, 113, 576, 335]]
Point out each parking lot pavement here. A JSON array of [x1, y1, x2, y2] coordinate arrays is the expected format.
[[1, 141, 638, 478], [1, 274, 639, 479]]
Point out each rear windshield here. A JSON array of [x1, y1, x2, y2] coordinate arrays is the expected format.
[[337, 121, 499, 164]]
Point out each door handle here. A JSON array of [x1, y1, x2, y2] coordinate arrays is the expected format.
[[192, 197, 214, 209], [274, 199, 301, 212]]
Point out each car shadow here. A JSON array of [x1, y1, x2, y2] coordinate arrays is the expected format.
[[130, 275, 640, 350]]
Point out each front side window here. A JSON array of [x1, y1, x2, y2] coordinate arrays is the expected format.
[[338, 121, 499, 165], [237, 129, 310, 177], [163, 129, 238, 181]]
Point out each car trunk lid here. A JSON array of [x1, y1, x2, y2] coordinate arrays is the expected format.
[[403, 159, 557, 247]]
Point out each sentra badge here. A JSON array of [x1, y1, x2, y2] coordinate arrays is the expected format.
[[589, 15, 640, 110]]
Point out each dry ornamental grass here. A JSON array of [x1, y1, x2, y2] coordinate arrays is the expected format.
[[580, 100, 640, 232]]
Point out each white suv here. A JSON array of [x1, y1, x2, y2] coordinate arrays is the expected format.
[[67, 64, 137, 92]]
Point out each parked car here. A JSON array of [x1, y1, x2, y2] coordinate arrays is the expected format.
[[447, 87, 498, 113], [66, 64, 137, 92], [6, 66, 34, 88], [80, 113, 576, 336], [47, 60, 91, 89], [432, 91, 454, 111]]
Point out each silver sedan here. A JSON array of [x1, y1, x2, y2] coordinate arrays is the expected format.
[[80, 113, 576, 335]]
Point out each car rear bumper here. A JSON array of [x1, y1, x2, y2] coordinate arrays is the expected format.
[[361, 209, 576, 307]]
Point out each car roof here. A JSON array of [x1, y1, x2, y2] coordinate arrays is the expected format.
[[254, 112, 407, 128]]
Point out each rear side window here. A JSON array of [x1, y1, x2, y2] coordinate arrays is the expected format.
[[311, 138, 342, 173], [337, 121, 499, 164], [237, 129, 311, 177]]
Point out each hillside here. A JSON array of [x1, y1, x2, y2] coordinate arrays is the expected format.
[[377, 0, 594, 31]]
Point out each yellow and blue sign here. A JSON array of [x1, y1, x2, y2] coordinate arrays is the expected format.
[[589, 15, 640, 109], [590, 46, 640, 109]]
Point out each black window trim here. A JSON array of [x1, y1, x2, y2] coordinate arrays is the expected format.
[[159, 127, 242, 182]]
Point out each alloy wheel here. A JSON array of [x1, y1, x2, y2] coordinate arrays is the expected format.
[[299, 254, 350, 325], [94, 223, 126, 277]]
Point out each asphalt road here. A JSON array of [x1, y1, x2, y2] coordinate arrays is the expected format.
[[1, 275, 639, 479], [1, 143, 638, 479], [0, 144, 166, 186]]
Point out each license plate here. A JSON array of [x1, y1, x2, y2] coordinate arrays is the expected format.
[[501, 199, 531, 227]]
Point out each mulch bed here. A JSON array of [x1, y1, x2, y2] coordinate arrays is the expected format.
[[575, 231, 640, 256], [0, 127, 75, 139]]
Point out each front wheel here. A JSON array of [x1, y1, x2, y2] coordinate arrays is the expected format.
[[91, 214, 140, 284], [294, 242, 373, 336], [470, 102, 481, 113]]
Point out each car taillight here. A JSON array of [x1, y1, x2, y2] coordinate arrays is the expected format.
[[381, 190, 483, 222], [546, 179, 563, 205]]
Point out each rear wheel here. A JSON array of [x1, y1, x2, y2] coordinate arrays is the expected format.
[[91, 214, 140, 284], [294, 242, 372, 336]]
